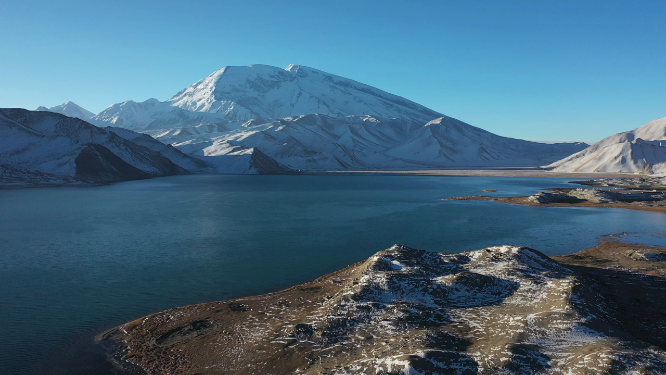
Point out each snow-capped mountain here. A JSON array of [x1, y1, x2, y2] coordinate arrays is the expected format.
[[0, 109, 210, 186], [34, 101, 95, 120], [547, 117, 666, 175], [167, 64, 444, 123], [91, 64, 444, 131], [91, 64, 588, 172]]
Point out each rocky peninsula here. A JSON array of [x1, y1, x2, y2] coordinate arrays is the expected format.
[[98, 241, 666, 374], [446, 177, 666, 214]]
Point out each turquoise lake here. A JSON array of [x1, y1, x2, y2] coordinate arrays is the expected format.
[[1, 174, 665, 374]]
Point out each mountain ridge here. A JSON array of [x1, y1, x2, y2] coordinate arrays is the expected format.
[[147, 114, 588, 171]]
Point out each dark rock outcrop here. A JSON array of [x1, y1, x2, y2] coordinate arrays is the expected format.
[[74, 144, 152, 182]]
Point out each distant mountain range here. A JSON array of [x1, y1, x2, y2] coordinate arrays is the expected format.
[[547, 117, 666, 175], [34, 64, 586, 173], [34, 101, 95, 121], [0, 109, 214, 186], [31, 65, 666, 176]]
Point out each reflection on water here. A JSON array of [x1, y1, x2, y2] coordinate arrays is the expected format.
[[1, 174, 665, 374]]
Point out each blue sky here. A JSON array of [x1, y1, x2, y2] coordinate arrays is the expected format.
[[1, 0, 665, 143]]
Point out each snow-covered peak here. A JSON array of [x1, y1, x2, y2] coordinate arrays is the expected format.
[[33, 101, 95, 120], [166, 64, 443, 123], [91, 98, 167, 130]]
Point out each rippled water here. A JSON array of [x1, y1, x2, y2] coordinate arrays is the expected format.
[[1, 174, 665, 374]]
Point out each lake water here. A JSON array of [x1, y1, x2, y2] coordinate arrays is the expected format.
[[1, 174, 665, 374]]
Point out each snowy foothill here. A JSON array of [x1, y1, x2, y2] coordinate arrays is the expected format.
[[0, 108, 211, 185], [547, 117, 666, 175]]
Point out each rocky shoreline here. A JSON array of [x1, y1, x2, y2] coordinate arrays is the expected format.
[[446, 177, 666, 214], [97, 240, 666, 374]]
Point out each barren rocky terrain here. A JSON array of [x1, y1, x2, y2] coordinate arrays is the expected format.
[[99, 241, 666, 374]]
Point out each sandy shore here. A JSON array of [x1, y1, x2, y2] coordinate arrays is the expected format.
[[307, 169, 634, 178]]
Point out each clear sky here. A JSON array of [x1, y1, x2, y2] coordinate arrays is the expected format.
[[1, 0, 665, 143]]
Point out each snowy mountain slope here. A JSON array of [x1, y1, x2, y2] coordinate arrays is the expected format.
[[147, 114, 588, 170], [107, 126, 215, 173], [34, 101, 95, 120], [547, 117, 666, 175], [0, 108, 190, 185], [167, 64, 444, 123], [91, 98, 236, 132], [91, 64, 444, 132], [384, 116, 588, 166], [92, 99, 289, 174]]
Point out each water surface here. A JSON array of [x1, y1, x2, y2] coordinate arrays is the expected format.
[[1, 175, 665, 374]]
